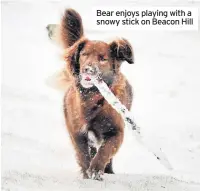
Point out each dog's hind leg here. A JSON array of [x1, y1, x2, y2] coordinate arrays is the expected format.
[[104, 159, 114, 174]]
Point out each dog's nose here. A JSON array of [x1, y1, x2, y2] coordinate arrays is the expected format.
[[83, 66, 97, 75]]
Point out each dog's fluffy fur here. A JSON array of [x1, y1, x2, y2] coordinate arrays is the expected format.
[[58, 9, 134, 180]]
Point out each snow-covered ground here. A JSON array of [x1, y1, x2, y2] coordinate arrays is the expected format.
[[1, 0, 200, 190]]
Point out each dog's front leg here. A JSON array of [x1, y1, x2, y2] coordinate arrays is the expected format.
[[87, 130, 124, 180], [72, 133, 91, 178]]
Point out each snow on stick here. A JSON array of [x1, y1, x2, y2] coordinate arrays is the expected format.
[[91, 76, 173, 171]]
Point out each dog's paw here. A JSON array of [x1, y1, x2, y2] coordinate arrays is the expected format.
[[86, 158, 105, 181], [82, 172, 90, 179], [86, 169, 103, 181]]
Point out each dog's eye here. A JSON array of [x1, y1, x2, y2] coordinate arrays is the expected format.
[[81, 52, 89, 56], [99, 55, 108, 62]]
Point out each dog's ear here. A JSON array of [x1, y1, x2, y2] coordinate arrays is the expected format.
[[60, 9, 84, 48], [109, 38, 134, 64]]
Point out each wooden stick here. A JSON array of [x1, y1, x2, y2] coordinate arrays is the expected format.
[[91, 76, 173, 171]]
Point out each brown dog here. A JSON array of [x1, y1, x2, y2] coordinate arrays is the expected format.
[[60, 9, 134, 180]]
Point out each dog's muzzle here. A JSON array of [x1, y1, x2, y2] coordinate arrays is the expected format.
[[80, 65, 100, 88]]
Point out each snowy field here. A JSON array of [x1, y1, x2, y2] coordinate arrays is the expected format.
[[1, 0, 200, 190]]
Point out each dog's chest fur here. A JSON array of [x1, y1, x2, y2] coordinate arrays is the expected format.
[[80, 89, 118, 144]]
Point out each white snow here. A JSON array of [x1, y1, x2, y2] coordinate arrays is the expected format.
[[1, 0, 200, 190]]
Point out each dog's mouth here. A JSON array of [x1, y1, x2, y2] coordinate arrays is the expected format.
[[80, 66, 103, 88], [80, 73, 95, 88]]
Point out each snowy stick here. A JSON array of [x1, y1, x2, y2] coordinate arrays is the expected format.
[[91, 76, 173, 171]]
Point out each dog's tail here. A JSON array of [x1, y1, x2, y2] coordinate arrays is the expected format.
[[60, 9, 84, 49]]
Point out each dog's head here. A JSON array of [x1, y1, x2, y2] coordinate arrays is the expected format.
[[60, 9, 134, 89]]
